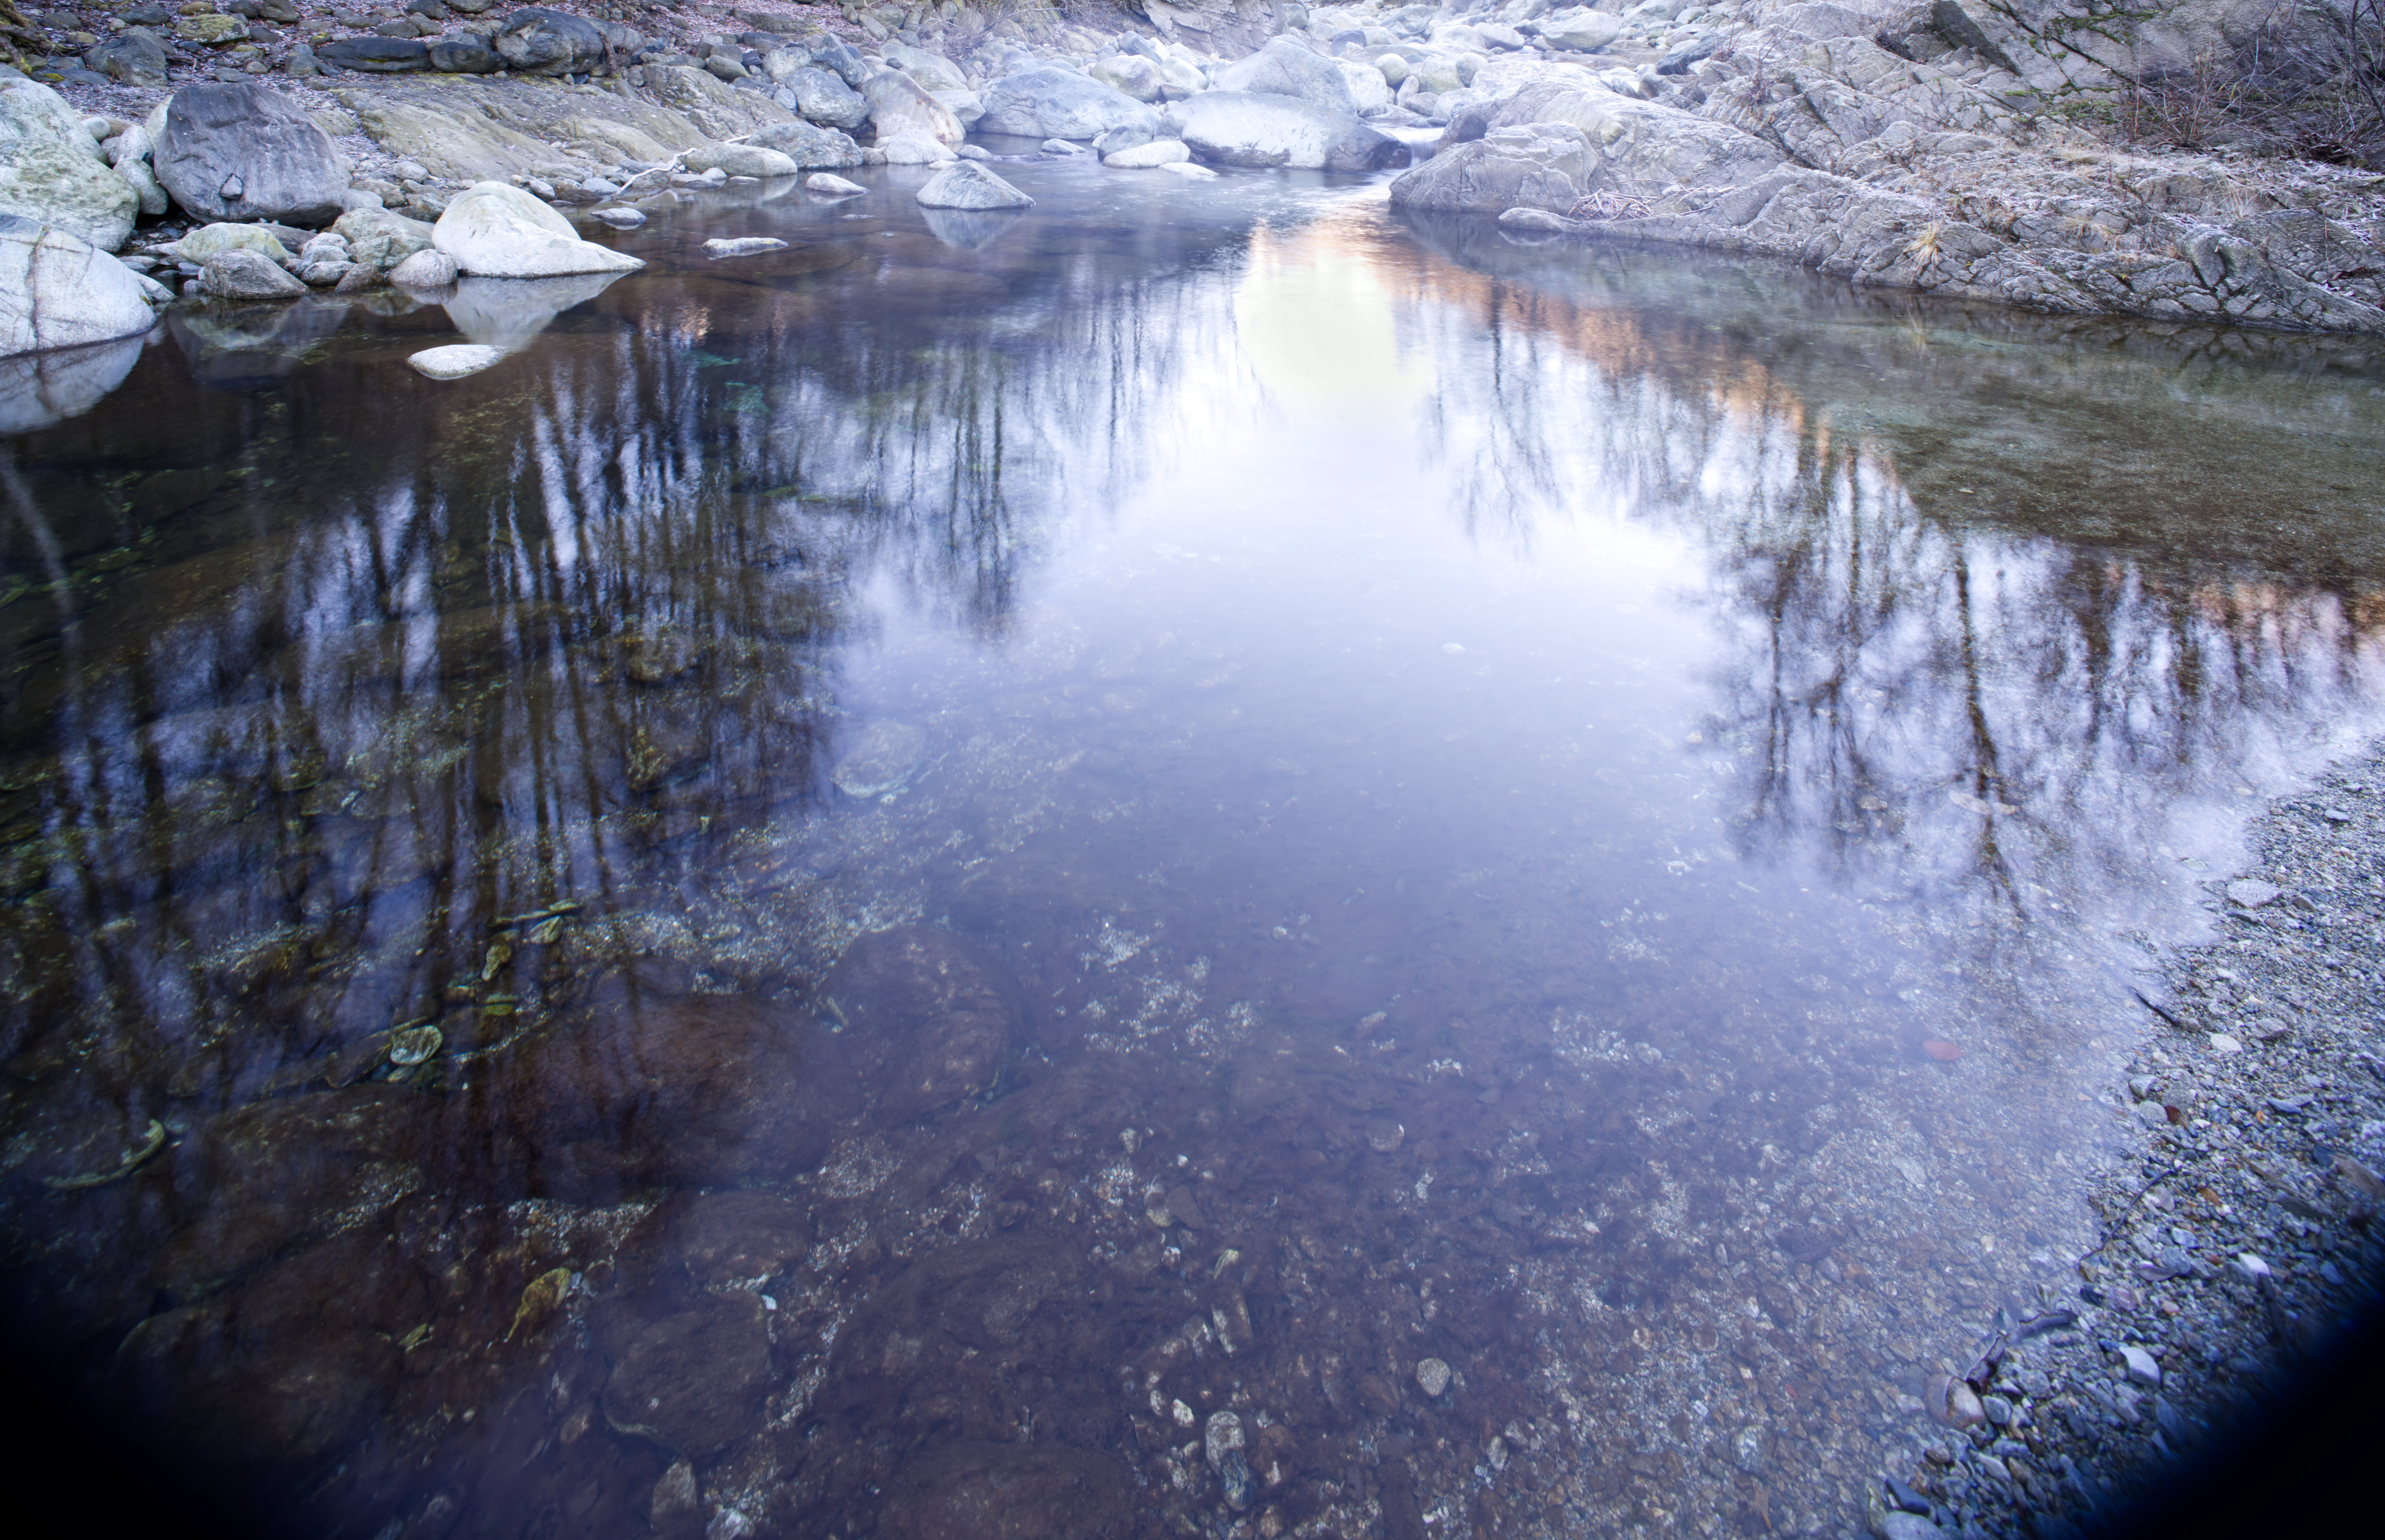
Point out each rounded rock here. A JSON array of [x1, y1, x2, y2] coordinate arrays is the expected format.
[[408, 343, 508, 379], [1415, 1356, 1452, 1397]]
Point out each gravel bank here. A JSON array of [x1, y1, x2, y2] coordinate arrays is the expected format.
[[1869, 741, 2385, 1538]]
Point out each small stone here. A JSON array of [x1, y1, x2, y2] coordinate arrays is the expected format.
[[2208, 1033, 2242, 1054], [1926, 1373, 1984, 1429], [387, 1023, 442, 1066], [1981, 1394, 2012, 1427], [1203, 1409, 1243, 1468], [2225, 879, 2281, 908], [2116, 1343, 2162, 1387], [1365, 1118, 1403, 1153], [1882, 1514, 1949, 1540], [408, 343, 508, 379], [2230, 1252, 2272, 1280], [1415, 1356, 1452, 1397], [806, 173, 865, 196], [590, 206, 646, 228], [703, 237, 788, 258]]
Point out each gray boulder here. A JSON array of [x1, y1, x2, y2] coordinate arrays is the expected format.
[[332, 207, 437, 269], [317, 37, 434, 72], [1172, 92, 1410, 172], [778, 65, 868, 130], [429, 33, 501, 73], [1538, 11, 1624, 51], [388, 247, 459, 287], [1388, 122, 1593, 214], [682, 142, 803, 178], [915, 160, 1034, 211], [881, 42, 967, 92], [156, 83, 350, 227], [87, 30, 169, 87], [807, 35, 871, 89], [0, 78, 140, 252], [200, 249, 308, 300], [1213, 35, 1363, 115], [0, 214, 158, 359], [492, 7, 608, 76], [748, 118, 866, 169], [977, 66, 1161, 141]]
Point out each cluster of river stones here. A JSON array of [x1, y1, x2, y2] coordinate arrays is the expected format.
[[5, 0, 2385, 372]]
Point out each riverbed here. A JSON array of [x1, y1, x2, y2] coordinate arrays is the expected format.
[[3, 158, 2382, 1539]]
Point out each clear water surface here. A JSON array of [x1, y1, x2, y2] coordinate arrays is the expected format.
[[2, 149, 2382, 1540]]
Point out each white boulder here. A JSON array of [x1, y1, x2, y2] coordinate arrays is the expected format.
[[0, 214, 158, 359], [408, 343, 508, 379], [0, 78, 141, 252], [1170, 92, 1411, 172], [1104, 139, 1192, 169], [432, 182, 644, 278], [915, 161, 1035, 211]]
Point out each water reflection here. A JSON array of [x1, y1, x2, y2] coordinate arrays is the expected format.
[[0, 172, 2378, 1540]]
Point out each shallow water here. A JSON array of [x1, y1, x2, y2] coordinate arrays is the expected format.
[[3, 155, 2383, 1539]]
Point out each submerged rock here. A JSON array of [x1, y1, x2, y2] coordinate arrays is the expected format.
[[408, 342, 507, 378], [705, 236, 790, 258], [831, 718, 927, 797], [878, 1441, 1135, 1540], [822, 923, 1026, 1123], [599, 1291, 773, 1458]]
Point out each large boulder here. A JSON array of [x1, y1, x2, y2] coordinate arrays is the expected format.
[[747, 118, 865, 169], [0, 78, 141, 252], [1213, 34, 1366, 115], [1388, 122, 1593, 214], [915, 160, 1034, 211], [977, 65, 1162, 141], [643, 63, 796, 141], [778, 64, 869, 130], [682, 142, 803, 178], [1088, 53, 1166, 103], [1538, 10, 1625, 52], [332, 206, 437, 269], [881, 41, 967, 92], [155, 82, 350, 227], [432, 181, 643, 277], [861, 68, 964, 148], [1172, 91, 1411, 172], [491, 7, 610, 75], [0, 215, 157, 360]]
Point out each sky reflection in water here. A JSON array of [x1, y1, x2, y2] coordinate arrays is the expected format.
[[1, 164, 2382, 1538]]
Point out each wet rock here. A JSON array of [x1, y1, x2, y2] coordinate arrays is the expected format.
[[1205, 1408, 1244, 1467], [915, 161, 1034, 212], [807, 173, 865, 196], [625, 1189, 814, 1292], [651, 1458, 704, 1540], [601, 1291, 773, 1458], [157, 82, 349, 227], [0, 214, 158, 360], [110, 1232, 424, 1465], [0, 76, 141, 251], [153, 1085, 429, 1288], [484, 988, 856, 1199], [432, 181, 643, 278], [877, 1441, 1134, 1540], [821, 924, 1026, 1123]]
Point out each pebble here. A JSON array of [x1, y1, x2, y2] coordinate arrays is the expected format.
[[2208, 1032, 2243, 1053], [408, 344, 509, 380], [2229, 1251, 2272, 1280], [1203, 1409, 1243, 1468], [2224, 878, 2281, 908], [1927, 1373, 1985, 1429], [1981, 1394, 2012, 1427], [2115, 1343, 2162, 1387], [1415, 1356, 1452, 1397]]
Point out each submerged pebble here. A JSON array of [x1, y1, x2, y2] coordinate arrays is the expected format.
[[1415, 1357, 1452, 1397]]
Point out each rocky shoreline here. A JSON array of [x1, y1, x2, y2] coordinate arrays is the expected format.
[[1866, 740, 2385, 1539], [1, 0, 2382, 369]]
